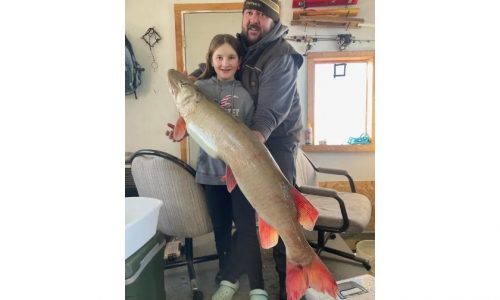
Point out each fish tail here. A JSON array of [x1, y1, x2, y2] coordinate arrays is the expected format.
[[286, 254, 338, 300]]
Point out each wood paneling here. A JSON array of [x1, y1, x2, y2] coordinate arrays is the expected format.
[[319, 180, 375, 231]]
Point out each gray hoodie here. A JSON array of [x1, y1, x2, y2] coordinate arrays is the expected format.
[[237, 22, 303, 145], [194, 76, 255, 185]]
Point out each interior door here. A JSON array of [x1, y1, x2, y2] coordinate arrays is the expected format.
[[183, 11, 242, 167]]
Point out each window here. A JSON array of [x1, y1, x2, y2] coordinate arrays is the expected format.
[[305, 51, 375, 152]]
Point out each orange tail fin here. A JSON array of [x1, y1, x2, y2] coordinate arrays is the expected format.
[[291, 188, 319, 231], [286, 254, 338, 300]]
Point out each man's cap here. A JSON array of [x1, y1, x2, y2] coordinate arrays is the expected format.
[[243, 0, 281, 23]]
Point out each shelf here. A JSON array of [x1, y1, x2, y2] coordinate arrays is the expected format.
[[292, 7, 359, 19]]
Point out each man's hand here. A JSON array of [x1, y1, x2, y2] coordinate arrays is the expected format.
[[253, 130, 265, 143], [182, 70, 198, 82]]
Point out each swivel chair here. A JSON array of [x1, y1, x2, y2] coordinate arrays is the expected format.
[[130, 149, 218, 300], [294, 148, 373, 270]]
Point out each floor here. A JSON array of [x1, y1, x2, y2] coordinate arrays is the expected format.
[[163, 231, 372, 300]]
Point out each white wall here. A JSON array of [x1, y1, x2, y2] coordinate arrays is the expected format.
[[125, 0, 375, 181], [125, 0, 178, 156]]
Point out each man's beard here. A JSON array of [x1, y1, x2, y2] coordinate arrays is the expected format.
[[242, 23, 262, 45]]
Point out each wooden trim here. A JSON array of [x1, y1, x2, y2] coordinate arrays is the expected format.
[[174, 5, 184, 72], [173, 2, 244, 162], [302, 144, 374, 152], [307, 50, 374, 60], [306, 51, 375, 153], [371, 56, 376, 144], [174, 2, 243, 13], [307, 52, 316, 145]]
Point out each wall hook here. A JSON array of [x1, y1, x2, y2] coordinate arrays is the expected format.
[[142, 27, 162, 72], [142, 27, 161, 48]]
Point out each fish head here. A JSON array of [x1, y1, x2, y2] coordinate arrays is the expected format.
[[167, 69, 198, 111], [166, 69, 184, 98]]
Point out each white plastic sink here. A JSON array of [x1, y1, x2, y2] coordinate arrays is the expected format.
[[125, 197, 162, 260]]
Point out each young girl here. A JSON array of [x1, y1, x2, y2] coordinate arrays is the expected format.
[[168, 34, 268, 300]]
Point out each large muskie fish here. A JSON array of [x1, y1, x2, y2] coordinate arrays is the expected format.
[[167, 69, 337, 300]]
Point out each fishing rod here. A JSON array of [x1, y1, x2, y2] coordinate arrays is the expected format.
[[285, 34, 374, 54]]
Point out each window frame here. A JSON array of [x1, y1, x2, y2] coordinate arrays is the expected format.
[[303, 50, 375, 153]]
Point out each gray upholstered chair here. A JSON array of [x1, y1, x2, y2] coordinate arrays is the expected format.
[[130, 149, 217, 300], [295, 148, 373, 270]]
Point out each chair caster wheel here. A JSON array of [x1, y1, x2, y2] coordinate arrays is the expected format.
[[192, 289, 203, 300], [363, 262, 372, 271]]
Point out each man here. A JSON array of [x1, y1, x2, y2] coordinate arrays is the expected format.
[[238, 1, 304, 299], [191, 1, 303, 299]]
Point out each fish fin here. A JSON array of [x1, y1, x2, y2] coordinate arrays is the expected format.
[[173, 117, 187, 141], [224, 166, 237, 193], [286, 253, 338, 300], [291, 188, 319, 231], [258, 216, 279, 249]]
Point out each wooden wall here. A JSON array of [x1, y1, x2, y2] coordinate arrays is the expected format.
[[319, 181, 375, 231]]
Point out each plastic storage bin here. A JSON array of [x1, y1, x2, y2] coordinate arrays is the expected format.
[[125, 231, 166, 300], [126, 197, 162, 260]]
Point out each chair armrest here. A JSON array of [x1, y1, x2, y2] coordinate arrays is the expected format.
[[314, 167, 356, 193], [298, 185, 339, 198], [296, 185, 349, 232], [316, 167, 348, 176]]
